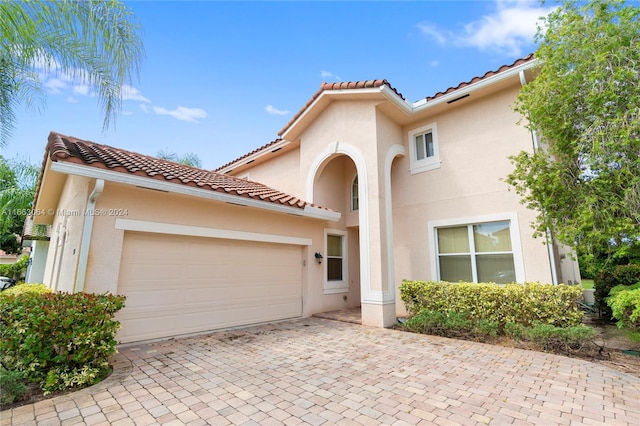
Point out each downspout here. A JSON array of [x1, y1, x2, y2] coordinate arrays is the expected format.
[[519, 71, 559, 285], [51, 220, 67, 291], [74, 179, 104, 293]]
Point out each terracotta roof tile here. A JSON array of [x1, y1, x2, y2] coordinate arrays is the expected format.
[[424, 54, 535, 101], [214, 138, 282, 173], [38, 132, 329, 213], [278, 79, 404, 137]]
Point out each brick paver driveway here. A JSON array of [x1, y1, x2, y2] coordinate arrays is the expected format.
[[2, 318, 639, 425]]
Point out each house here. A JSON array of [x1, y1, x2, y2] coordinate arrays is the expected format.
[[31, 54, 581, 344]]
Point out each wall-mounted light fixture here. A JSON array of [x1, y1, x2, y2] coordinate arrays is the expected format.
[[314, 252, 323, 264]]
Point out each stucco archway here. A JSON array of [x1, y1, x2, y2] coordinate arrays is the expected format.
[[305, 142, 370, 316], [306, 142, 405, 327]]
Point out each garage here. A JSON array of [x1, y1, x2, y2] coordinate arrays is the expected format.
[[116, 231, 303, 343]]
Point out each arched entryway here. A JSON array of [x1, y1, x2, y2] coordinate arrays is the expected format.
[[306, 142, 405, 327], [310, 153, 362, 319]]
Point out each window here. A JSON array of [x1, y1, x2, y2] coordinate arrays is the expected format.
[[415, 132, 434, 160], [324, 229, 348, 293], [327, 235, 343, 281], [351, 175, 359, 211], [409, 122, 440, 174], [436, 221, 516, 284]]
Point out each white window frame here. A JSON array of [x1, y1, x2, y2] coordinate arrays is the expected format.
[[351, 174, 359, 211], [324, 228, 349, 294], [428, 213, 525, 283], [408, 122, 441, 174]]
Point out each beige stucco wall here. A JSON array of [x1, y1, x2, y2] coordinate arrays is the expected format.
[[233, 147, 303, 200], [391, 85, 555, 315], [82, 181, 358, 316], [42, 174, 91, 293]]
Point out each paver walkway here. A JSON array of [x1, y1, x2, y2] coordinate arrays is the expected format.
[[1, 317, 639, 425]]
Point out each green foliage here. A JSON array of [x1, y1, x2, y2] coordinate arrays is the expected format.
[[609, 282, 640, 297], [504, 322, 527, 341], [0, 255, 30, 280], [0, 291, 125, 394], [0, 0, 144, 146], [578, 241, 640, 279], [400, 280, 584, 329], [0, 156, 39, 253], [526, 323, 595, 354], [0, 368, 27, 405], [606, 288, 640, 330], [401, 309, 594, 356], [594, 264, 640, 319], [156, 149, 203, 168], [0, 282, 51, 298], [401, 309, 498, 341], [507, 0, 640, 261]]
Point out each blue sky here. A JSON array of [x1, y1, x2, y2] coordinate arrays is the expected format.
[[3, 0, 556, 170]]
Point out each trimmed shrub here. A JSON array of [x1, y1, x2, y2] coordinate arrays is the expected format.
[[401, 309, 498, 341], [504, 322, 527, 341], [606, 287, 640, 330], [594, 264, 640, 320], [526, 323, 595, 354], [0, 368, 27, 405], [400, 280, 583, 329], [0, 291, 125, 393]]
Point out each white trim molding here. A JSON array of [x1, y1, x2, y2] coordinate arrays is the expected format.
[[408, 122, 441, 174], [323, 228, 349, 294], [115, 218, 312, 246], [381, 144, 406, 302], [306, 141, 372, 301], [50, 162, 340, 222]]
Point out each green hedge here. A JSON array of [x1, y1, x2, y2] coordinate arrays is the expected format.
[[400, 280, 583, 329], [0, 291, 125, 393], [594, 264, 640, 320], [606, 286, 640, 330]]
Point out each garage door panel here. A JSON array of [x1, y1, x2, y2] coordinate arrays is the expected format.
[[117, 232, 303, 343]]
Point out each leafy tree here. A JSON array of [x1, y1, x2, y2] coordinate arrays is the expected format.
[[507, 0, 640, 267], [0, 0, 144, 146], [156, 149, 203, 168], [0, 156, 39, 254]]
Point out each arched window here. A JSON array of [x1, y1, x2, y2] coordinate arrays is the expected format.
[[351, 175, 359, 211]]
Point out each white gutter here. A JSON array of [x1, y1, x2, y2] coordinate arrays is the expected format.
[[413, 60, 538, 113], [50, 162, 341, 222], [519, 69, 559, 285], [74, 179, 104, 293]]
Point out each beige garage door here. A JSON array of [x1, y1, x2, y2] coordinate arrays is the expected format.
[[116, 232, 303, 343]]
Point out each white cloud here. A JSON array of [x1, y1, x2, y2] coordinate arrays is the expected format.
[[152, 105, 207, 123], [321, 70, 342, 81], [265, 105, 289, 115], [121, 84, 150, 103], [417, 23, 449, 45], [430, 60, 440, 68], [417, 1, 555, 57], [43, 78, 67, 94], [67, 97, 78, 104], [458, 1, 555, 56], [73, 85, 90, 96], [139, 104, 150, 113], [121, 110, 133, 116]]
